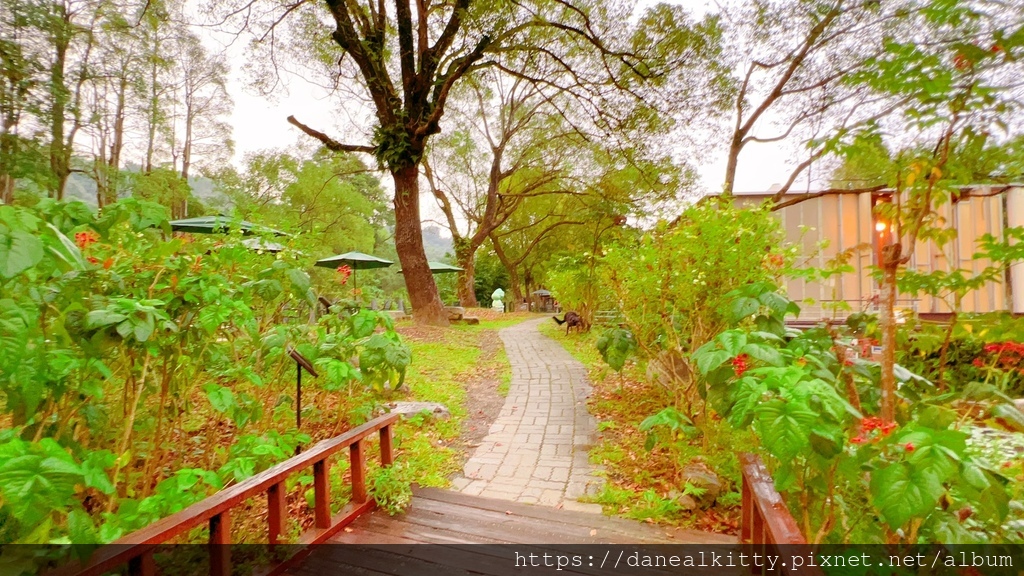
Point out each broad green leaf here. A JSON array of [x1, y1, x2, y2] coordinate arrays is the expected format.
[[45, 224, 86, 270], [740, 343, 782, 366], [696, 349, 730, 375], [85, 310, 127, 329], [870, 462, 944, 528], [755, 399, 817, 461], [81, 451, 116, 495], [0, 453, 82, 527], [0, 230, 44, 278], [351, 309, 378, 339], [719, 331, 747, 356], [990, 403, 1024, 432], [730, 297, 760, 321], [67, 509, 98, 544], [286, 268, 310, 295], [204, 384, 234, 413]]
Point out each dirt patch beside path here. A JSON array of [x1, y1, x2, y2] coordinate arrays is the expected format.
[[456, 328, 506, 463]]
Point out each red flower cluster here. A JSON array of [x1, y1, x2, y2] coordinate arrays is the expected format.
[[850, 416, 897, 446], [976, 342, 1024, 375], [74, 230, 100, 250], [764, 253, 784, 269], [731, 353, 750, 377], [337, 265, 353, 285], [983, 342, 1024, 356]]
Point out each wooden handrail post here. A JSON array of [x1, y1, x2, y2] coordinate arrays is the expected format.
[[313, 460, 331, 529], [209, 512, 231, 576], [350, 439, 367, 503], [127, 550, 155, 576], [740, 469, 752, 544], [379, 424, 394, 467], [268, 481, 286, 545]]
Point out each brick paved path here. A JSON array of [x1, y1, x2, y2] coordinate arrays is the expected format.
[[451, 317, 604, 511]]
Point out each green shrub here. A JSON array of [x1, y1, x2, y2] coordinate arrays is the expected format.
[[370, 464, 413, 515]]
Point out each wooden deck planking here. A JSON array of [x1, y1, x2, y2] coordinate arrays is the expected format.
[[286, 488, 736, 576], [329, 488, 735, 545]]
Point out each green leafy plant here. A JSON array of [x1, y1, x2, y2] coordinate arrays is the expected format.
[[599, 202, 794, 421], [693, 283, 1014, 543], [596, 327, 637, 372], [369, 464, 413, 516], [0, 199, 412, 550]]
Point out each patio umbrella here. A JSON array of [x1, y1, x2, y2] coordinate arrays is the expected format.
[[241, 238, 287, 253], [532, 289, 552, 297], [314, 251, 393, 291], [399, 261, 464, 274], [169, 215, 289, 237]]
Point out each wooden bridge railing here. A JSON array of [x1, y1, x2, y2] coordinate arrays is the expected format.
[[55, 412, 400, 576], [740, 453, 825, 576], [739, 452, 806, 546]]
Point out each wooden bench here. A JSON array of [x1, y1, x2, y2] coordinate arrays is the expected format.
[[52, 413, 400, 576]]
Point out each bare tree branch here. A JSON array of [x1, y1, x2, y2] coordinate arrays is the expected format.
[[286, 115, 375, 153]]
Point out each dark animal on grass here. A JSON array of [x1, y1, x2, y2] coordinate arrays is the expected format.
[[553, 311, 588, 335]]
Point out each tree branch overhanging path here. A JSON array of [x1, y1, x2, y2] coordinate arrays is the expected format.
[[223, 0, 699, 323]]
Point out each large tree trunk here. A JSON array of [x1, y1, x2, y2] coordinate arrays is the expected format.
[[145, 56, 159, 173], [0, 175, 13, 204], [392, 164, 448, 325], [50, 39, 69, 200], [105, 74, 128, 207], [1, 110, 17, 204], [181, 102, 193, 182], [454, 239, 479, 307], [723, 136, 741, 196], [490, 233, 522, 303], [878, 245, 901, 422]]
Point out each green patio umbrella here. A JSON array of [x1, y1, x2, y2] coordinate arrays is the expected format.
[[168, 215, 289, 237], [241, 238, 287, 253], [399, 261, 464, 274], [314, 251, 394, 292]]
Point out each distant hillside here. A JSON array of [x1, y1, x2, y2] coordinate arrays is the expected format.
[[59, 165, 227, 209], [422, 225, 454, 261]]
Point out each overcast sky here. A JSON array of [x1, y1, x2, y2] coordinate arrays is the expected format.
[[216, 0, 796, 227]]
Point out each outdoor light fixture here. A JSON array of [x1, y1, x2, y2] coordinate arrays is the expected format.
[[875, 221, 887, 232]]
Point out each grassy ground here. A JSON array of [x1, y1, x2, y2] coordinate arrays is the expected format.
[[237, 312, 526, 541], [385, 312, 530, 487], [538, 321, 745, 535]]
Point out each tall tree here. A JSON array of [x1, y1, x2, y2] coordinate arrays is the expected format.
[[136, 0, 175, 174], [423, 68, 574, 306], [85, 7, 139, 207], [44, 0, 99, 199], [0, 0, 45, 203], [845, 1, 1024, 421], [718, 0, 908, 198], [169, 32, 233, 183], [226, 0, 670, 323]]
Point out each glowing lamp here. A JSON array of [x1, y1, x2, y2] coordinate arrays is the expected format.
[[875, 221, 887, 232]]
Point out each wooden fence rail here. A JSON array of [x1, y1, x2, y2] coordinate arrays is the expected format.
[[52, 412, 400, 576], [740, 453, 824, 576], [739, 452, 806, 546]]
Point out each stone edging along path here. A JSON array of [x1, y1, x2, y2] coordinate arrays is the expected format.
[[451, 317, 604, 512]]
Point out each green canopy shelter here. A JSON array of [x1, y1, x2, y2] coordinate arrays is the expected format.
[[399, 261, 464, 274], [241, 238, 287, 253], [314, 251, 394, 292], [169, 215, 289, 237]]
